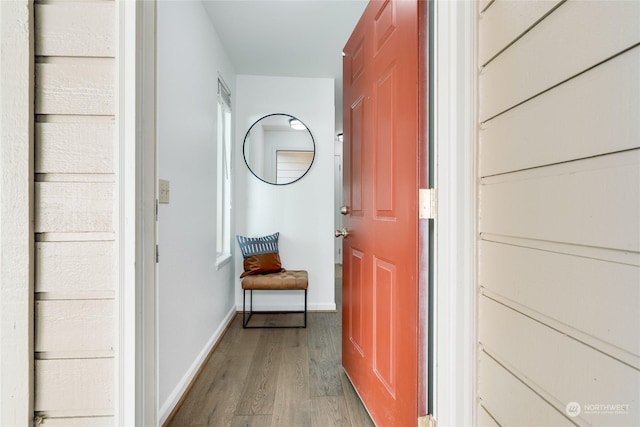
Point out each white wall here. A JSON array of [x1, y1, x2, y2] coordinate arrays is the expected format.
[[235, 75, 336, 311], [157, 1, 236, 422]]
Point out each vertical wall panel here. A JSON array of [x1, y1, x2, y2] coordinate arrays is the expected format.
[[479, 0, 640, 121], [477, 405, 500, 427], [477, 1, 640, 425], [478, 351, 574, 426], [0, 2, 34, 425], [33, 0, 116, 422], [32, 417, 114, 427], [478, 0, 563, 66], [480, 151, 640, 252], [35, 60, 115, 116], [479, 240, 640, 364], [35, 241, 114, 296], [480, 46, 640, 177], [35, 2, 115, 57], [35, 300, 114, 354], [36, 121, 114, 174], [479, 297, 640, 425], [35, 359, 114, 414], [35, 182, 114, 233]]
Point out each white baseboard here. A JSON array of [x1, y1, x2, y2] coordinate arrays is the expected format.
[[235, 302, 336, 312], [310, 302, 337, 311], [158, 306, 236, 425]]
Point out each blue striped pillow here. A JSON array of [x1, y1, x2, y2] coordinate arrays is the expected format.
[[236, 232, 280, 258]]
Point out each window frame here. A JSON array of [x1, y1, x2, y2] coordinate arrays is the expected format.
[[215, 77, 232, 269]]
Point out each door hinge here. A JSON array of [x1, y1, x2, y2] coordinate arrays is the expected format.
[[156, 244, 159, 263], [419, 188, 437, 220], [156, 199, 159, 221], [418, 414, 436, 427]]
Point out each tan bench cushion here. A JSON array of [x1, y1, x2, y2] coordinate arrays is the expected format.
[[241, 270, 308, 290]]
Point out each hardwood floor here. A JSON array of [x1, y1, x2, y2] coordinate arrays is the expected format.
[[166, 267, 374, 427]]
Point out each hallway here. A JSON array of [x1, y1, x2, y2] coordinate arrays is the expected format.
[[166, 268, 374, 427]]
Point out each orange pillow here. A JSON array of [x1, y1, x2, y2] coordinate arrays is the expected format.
[[240, 252, 285, 278]]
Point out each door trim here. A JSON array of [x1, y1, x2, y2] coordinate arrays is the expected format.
[[116, 1, 158, 425], [432, 0, 477, 425], [0, 1, 34, 425]]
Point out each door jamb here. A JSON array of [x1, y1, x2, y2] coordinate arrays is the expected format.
[[432, 0, 477, 425], [116, 1, 158, 425], [417, 0, 431, 418]]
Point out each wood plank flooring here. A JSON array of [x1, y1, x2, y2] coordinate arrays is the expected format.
[[166, 267, 374, 427]]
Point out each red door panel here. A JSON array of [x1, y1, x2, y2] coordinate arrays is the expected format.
[[348, 248, 365, 358], [374, 70, 395, 218], [342, 0, 421, 426], [350, 98, 365, 214], [372, 257, 396, 395]]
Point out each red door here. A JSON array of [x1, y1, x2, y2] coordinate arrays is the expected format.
[[341, 0, 423, 425]]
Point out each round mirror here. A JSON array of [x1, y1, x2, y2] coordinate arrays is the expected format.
[[243, 113, 315, 185]]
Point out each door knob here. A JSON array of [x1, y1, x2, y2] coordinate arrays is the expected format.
[[340, 205, 350, 215], [335, 228, 349, 238]]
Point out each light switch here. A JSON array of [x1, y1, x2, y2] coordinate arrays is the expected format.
[[159, 179, 170, 204]]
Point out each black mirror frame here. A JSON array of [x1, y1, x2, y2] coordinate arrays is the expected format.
[[242, 113, 316, 185]]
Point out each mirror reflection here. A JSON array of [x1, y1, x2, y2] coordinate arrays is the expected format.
[[243, 113, 315, 185]]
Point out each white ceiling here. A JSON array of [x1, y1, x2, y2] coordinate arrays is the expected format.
[[202, 0, 368, 130]]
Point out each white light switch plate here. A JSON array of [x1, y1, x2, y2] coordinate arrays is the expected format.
[[159, 179, 170, 204]]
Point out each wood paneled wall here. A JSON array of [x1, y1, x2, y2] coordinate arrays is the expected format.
[[477, 1, 640, 425], [34, 1, 115, 424]]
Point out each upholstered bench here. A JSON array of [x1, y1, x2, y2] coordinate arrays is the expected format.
[[241, 270, 308, 329]]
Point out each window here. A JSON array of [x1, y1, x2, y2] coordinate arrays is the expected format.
[[216, 77, 232, 267]]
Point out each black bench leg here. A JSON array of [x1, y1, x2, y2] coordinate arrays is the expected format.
[[243, 289, 255, 328], [243, 289, 246, 328], [242, 288, 307, 329]]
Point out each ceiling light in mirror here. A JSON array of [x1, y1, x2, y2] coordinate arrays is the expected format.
[[289, 118, 306, 130]]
